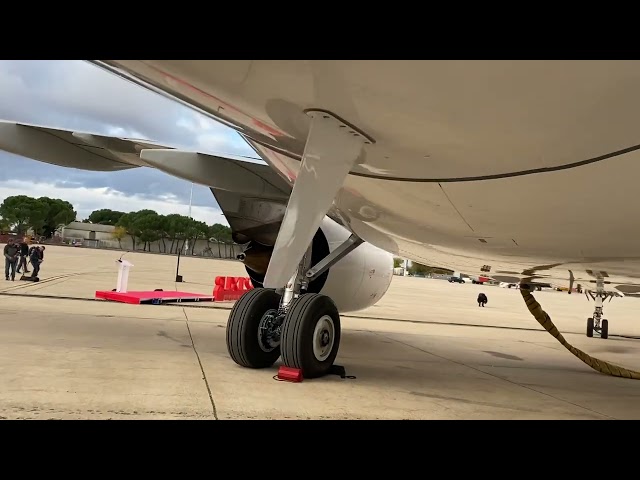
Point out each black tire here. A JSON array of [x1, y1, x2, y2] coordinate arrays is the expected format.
[[587, 317, 594, 337], [601, 319, 609, 339], [226, 288, 282, 369], [280, 293, 341, 379]]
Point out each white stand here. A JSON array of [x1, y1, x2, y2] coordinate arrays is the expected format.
[[116, 259, 134, 293]]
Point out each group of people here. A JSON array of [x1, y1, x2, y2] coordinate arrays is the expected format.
[[3, 237, 45, 281]]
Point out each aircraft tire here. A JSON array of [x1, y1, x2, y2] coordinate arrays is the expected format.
[[601, 319, 609, 340], [280, 293, 341, 379], [587, 317, 594, 338], [226, 288, 282, 369]]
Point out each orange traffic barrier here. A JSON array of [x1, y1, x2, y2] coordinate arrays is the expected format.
[[213, 276, 254, 301]]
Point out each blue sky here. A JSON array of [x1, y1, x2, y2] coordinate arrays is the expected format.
[[0, 60, 264, 226]]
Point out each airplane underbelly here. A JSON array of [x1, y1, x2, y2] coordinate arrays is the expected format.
[[100, 60, 640, 182], [253, 141, 640, 290], [95, 60, 640, 291]]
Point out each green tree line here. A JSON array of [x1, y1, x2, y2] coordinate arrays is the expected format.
[[95, 208, 233, 255], [1, 195, 451, 269], [0, 195, 76, 237], [1, 195, 234, 256]]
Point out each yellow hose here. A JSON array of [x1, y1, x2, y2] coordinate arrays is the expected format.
[[520, 287, 640, 380]]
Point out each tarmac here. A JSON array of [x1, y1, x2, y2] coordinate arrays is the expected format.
[[2, 245, 640, 420]]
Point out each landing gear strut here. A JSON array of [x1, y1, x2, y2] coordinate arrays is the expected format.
[[226, 108, 373, 379], [585, 278, 620, 339]]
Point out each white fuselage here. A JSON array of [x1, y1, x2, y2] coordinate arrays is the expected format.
[[92, 60, 640, 293]]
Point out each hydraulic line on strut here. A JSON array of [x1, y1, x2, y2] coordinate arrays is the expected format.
[[520, 287, 640, 380]]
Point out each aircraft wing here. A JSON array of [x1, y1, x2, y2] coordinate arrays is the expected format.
[[0, 119, 293, 246], [0, 120, 174, 171]]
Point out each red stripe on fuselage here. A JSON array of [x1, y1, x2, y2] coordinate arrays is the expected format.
[[143, 63, 286, 138]]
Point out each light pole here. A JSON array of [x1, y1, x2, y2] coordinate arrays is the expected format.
[[176, 182, 194, 283], [184, 182, 194, 254]]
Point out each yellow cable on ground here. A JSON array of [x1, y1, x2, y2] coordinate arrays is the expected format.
[[520, 287, 640, 380]]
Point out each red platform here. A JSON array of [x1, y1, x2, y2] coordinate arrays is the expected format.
[[95, 290, 215, 305]]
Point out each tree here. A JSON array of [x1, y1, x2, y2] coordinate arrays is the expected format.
[[1, 193, 239, 255], [111, 226, 127, 249], [88, 209, 126, 226], [0, 195, 76, 237], [117, 210, 153, 251], [0, 195, 49, 235], [37, 197, 76, 237], [162, 213, 191, 254], [133, 211, 163, 251], [393, 258, 403, 268], [117, 209, 179, 252], [209, 223, 233, 243], [208, 222, 234, 258]]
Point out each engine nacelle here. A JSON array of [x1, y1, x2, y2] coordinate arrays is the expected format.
[[239, 217, 394, 313]]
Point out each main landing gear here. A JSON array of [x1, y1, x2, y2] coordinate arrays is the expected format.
[[585, 278, 621, 339], [226, 108, 374, 379], [226, 234, 363, 378]]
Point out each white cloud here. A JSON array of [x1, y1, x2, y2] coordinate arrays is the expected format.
[[0, 60, 268, 225], [0, 180, 228, 226], [0, 60, 259, 159]]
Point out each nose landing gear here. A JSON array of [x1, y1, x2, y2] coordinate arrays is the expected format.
[[584, 278, 621, 340]]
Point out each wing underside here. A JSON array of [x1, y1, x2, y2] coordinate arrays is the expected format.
[[0, 119, 292, 246], [0, 120, 173, 171]]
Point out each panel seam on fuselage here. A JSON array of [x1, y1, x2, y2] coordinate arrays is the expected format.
[[438, 183, 475, 233], [347, 142, 640, 183], [252, 136, 640, 185]]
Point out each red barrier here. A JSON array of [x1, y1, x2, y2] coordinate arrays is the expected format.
[[213, 276, 254, 301]]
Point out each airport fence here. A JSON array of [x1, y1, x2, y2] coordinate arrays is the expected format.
[[39, 236, 245, 260]]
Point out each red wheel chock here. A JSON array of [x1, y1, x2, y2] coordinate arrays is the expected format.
[[277, 366, 303, 383]]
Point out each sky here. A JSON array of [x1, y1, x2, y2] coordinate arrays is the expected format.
[[0, 60, 264, 226]]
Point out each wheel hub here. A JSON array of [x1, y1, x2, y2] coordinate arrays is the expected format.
[[257, 309, 282, 352], [313, 315, 335, 362]]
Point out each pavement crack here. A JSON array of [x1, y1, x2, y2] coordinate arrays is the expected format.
[[375, 331, 615, 420], [182, 308, 218, 419]]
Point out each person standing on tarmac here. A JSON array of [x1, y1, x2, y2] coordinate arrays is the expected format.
[[16, 237, 30, 275], [29, 245, 43, 279], [4, 237, 20, 281]]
